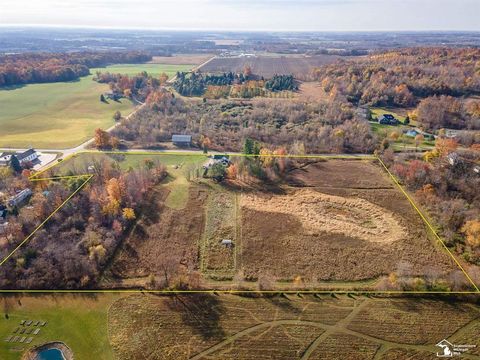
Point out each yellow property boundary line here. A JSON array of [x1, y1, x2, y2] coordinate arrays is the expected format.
[[0, 151, 478, 294]]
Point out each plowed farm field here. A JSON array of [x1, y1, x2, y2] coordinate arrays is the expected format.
[[199, 55, 339, 78], [108, 294, 480, 360]]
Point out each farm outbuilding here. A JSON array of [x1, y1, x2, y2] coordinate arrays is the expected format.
[[221, 239, 234, 248], [8, 189, 32, 208], [172, 135, 192, 147]]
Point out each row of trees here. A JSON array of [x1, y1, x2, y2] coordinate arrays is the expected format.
[[0, 51, 151, 87]]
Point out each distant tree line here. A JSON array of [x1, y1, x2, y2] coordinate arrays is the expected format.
[[0, 51, 151, 87]]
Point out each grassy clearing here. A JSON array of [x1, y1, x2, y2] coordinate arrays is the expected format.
[[370, 107, 407, 123], [93, 63, 193, 78], [201, 189, 237, 277], [53, 152, 207, 209], [0, 76, 133, 149], [0, 63, 194, 149], [0, 294, 120, 360], [370, 122, 434, 151]]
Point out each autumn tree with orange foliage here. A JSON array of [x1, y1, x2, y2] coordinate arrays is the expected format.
[[435, 137, 458, 157], [226, 163, 238, 180], [462, 220, 480, 248], [94, 128, 119, 149]]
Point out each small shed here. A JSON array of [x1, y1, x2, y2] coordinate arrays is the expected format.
[[172, 135, 192, 147], [405, 129, 419, 137], [221, 239, 234, 248]]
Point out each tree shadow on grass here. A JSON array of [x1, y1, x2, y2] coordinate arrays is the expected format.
[[266, 294, 304, 316], [166, 293, 226, 341]]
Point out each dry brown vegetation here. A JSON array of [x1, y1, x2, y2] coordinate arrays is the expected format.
[[108, 294, 480, 360], [238, 159, 457, 285], [103, 157, 468, 291], [106, 185, 207, 288]]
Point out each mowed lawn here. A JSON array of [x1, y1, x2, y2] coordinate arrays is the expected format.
[[0, 294, 121, 360], [55, 152, 207, 209], [92, 63, 193, 78], [0, 75, 133, 149], [0, 63, 193, 149]]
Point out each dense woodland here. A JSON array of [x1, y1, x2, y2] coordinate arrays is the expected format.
[[313, 48, 480, 131], [0, 159, 166, 289], [112, 91, 375, 154], [0, 51, 151, 87]]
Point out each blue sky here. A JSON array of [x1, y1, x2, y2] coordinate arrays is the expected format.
[[1, 0, 480, 31]]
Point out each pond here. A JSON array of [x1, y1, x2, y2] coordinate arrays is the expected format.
[[35, 348, 65, 360]]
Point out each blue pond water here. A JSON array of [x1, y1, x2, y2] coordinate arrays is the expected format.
[[35, 348, 65, 360]]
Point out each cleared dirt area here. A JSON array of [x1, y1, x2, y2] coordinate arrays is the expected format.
[[108, 294, 480, 360], [239, 159, 457, 283], [297, 81, 330, 102], [199, 55, 339, 79]]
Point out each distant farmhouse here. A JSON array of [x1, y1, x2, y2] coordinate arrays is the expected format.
[[0, 148, 38, 167], [104, 92, 123, 101], [172, 135, 192, 147], [378, 114, 399, 125]]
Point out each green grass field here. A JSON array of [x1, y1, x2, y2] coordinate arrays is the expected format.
[[55, 152, 207, 209], [93, 63, 193, 78], [0, 75, 133, 149], [0, 64, 194, 149], [0, 294, 119, 360]]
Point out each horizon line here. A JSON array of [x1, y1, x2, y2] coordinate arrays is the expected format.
[[1, 24, 480, 33]]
